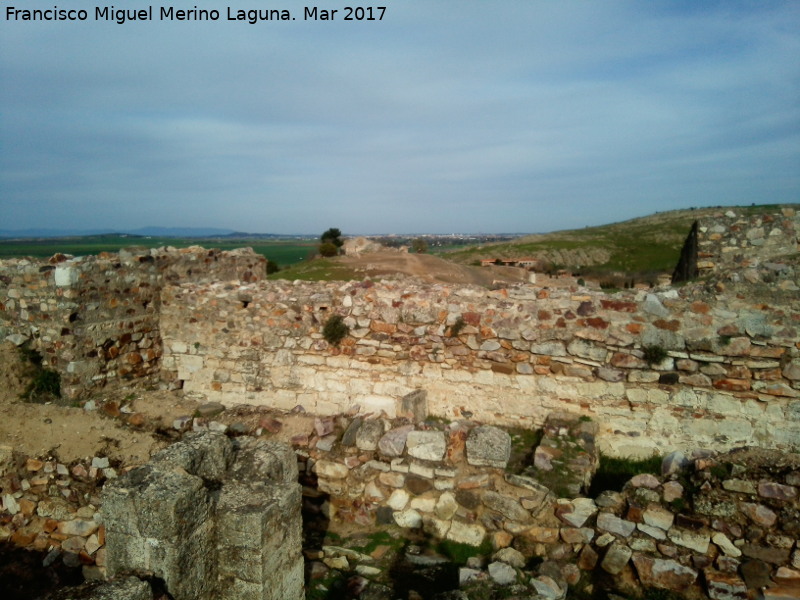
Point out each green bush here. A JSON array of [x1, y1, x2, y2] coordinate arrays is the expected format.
[[322, 314, 349, 346], [318, 242, 338, 257], [642, 344, 668, 366], [449, 317, 466, 338]]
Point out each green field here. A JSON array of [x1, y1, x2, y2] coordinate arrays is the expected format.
[[0, 235, 316, 267]]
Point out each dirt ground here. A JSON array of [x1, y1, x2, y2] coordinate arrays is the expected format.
[[0, 342, 314, 467], [339, 252, 532, 286]]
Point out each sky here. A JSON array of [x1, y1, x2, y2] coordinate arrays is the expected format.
[[1, 1, 798, 235]]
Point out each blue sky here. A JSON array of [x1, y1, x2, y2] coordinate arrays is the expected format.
[[1, 1, 798, 234]]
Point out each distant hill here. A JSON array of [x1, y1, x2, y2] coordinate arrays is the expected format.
[[443, 203, 798, 285], [0, 226, 240, 239]]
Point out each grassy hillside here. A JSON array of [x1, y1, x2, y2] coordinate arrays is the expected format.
[[443, 204, 795, 282]]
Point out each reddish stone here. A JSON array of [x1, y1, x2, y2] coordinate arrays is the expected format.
[[626, 323, 644, 334], [491, 363, 514, 375], [11, 530, 36, 547], [370, 320, 397, 334], [611, 352, 646, 369], [101, 402, 121, 418], [43, 519, 59, 533], [601, 299, 637, 313], [713, 379, 751, 392], [126, 413, 146, 427], [717, 324, 741, 336], [586, 317, 609, 329], [538, 310, 552, 321], [691, 302, 711, 314], [626, 503, 645, 523], [125, 352, 143, 365], [654, 319, 681, 331], [461, 312, 481, 326]]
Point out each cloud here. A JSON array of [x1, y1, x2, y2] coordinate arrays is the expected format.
[[1, 1, 798, 233]]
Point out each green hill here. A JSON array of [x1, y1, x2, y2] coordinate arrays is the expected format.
[[442, 204, 796, 284]]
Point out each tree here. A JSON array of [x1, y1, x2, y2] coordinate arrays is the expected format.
[[319, 242, 338, 257], [321, 228, 344, 248], [411, 238, 428, 254]]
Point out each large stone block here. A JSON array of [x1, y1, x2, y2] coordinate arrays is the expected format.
[[149, 431, 234, 481], [407, 431, 446, 461], [466, 425, 511, 468]]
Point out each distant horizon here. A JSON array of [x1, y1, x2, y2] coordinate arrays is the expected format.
[[0, 202, 795, 240]]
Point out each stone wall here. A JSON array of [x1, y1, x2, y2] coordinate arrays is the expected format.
[[300, 411, 800, 600], [160, 269, 799, 457], [696, 206, 798, 282], [0, 247, 265, 399], [1, 207, 798, 454]]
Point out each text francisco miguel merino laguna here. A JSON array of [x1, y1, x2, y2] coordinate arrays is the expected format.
[[5, 5, 388, 23]]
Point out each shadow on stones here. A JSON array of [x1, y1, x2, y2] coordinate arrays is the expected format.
[[0, 541, 83, 600], [300, 463, 332, 587], [386, 531, 459, 600]]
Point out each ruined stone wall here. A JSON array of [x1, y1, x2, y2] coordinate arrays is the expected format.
[[696, 206, 799, 282], [160, 269, 800, 457], [0, 247, 266, 399]]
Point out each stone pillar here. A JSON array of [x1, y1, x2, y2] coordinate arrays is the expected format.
[[101, 433, 304, 600]]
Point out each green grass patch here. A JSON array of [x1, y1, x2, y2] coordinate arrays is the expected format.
[[506, 427, 544, 473], [0, 235, 315, 268], [269, 258, 360, 282], [435, 538, 493, 565], [589, 453, 662, 496]]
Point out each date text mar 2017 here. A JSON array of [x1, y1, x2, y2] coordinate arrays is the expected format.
[[304, 7, 386, 21]]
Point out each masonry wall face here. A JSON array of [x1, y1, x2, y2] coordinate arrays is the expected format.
[[1, 210, 798, 456], [160, 273, 799, 457], [0, 247, 266, 398]]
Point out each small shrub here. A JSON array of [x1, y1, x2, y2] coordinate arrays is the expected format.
[[449, 317, 466, 338], [322, 314, 349, 346], [642, 344, 668, 366], [318, 242, 338, 257]]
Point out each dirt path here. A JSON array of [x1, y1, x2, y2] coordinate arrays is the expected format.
[[339, 251, 531, 286]]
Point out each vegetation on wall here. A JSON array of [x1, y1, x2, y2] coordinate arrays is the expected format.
[[322, 314, 350, 346]]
